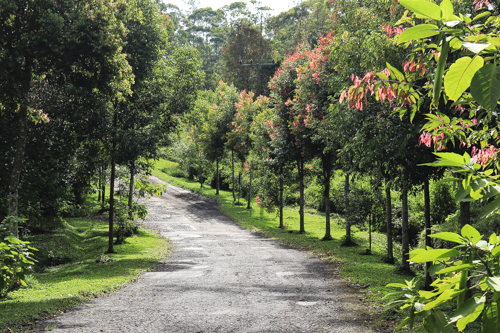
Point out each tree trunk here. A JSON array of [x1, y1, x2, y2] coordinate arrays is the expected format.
[[128, 162, 135, 220], [107, 112, 117, 253], [460, 201, 470, 229], [216, 159, 220, 195], [344, 172, 351, 244], [424, 178, 432, 289], [298, 158, 305, 234], [385, 177, 394, 263], [232, 150, 235, 202], [247, 166, 252, 209], [401, 181, 410, 271], [237, 162, 242, 205], [323, 163, 332, 240], [8, 66, 31, 237], [102, 166, 106, 205], [279, 172, 284, 228], [98, 168, 102, 202], [369, 213, 372, 253]]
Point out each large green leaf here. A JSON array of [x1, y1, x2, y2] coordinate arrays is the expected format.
[[400, 0, 442, 21], [444, 56, 484, 101], [435, 264, 475, 274], [440, 0, 454, 21], [410, 248, 460, 263], [423, 311, 453, 333], [429, 232, 465, 244], [423, 289, 465, 311], [470, 63, 500, 112], [482, 303, 498, 333], [461, 224, 482, 244], [397, 24, 440, 44], [451, 296, 486, 331]]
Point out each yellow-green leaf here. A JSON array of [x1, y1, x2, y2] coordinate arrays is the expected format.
[[400, 0, 442, 21], [397, 24, 440, 44], [440, 0, 454, 21], [461, 224, 482, 244], [410, 248, 460, 263], [429, 232, 465, 244], [444, 56, 484, 101]]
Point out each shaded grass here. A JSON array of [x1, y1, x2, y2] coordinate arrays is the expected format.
[[0, 218, 170, 332], [152, 159, 422, 332]]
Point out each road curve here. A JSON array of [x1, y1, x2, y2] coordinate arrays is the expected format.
[[36, 179, 372, 332]]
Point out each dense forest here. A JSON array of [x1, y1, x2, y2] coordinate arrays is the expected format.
[[2, 0, 500, 331]]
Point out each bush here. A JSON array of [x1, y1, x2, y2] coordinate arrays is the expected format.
[[0, 217, 37, 298]]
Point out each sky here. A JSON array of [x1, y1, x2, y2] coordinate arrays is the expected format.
[[162, 0, 299, 16]]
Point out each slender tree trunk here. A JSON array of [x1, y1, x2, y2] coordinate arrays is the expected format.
[[323, 162, 332, 240], [216, 159, 220, 195], [460, 201, 470, 229], [279, 171, 284, 228], [107, 112, 118, 253], [401, 181, 410, 271], [237, 163, 242, 205], [345, 172, 351, 244], [232, 150, 235, 202], [128, 162, 135, 220], [369, 213, 372, 253], [102, 165, 106, 205], [98, 168, 102, 202], [424, 178, 432, 289], [385, 177, 394, 263], [298, 158, 305, 234], [247, 166, 252, 209], [8, 65, 31, 237], [108, 155, 116, 253]]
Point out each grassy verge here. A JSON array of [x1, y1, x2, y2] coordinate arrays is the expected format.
[[152, 159, 421, 332], [0, 218, 170, 332]]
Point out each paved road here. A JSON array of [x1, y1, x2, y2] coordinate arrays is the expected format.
[[36, 181, 372, 332]]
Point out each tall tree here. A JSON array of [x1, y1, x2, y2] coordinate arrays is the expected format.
[[0, 0, 134, 236], [222, 22, 274, 95]]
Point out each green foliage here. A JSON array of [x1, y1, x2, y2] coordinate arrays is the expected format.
[[387, 224, 500, 332], [431, 181, 457, 225], [0, 217, 37, 298]]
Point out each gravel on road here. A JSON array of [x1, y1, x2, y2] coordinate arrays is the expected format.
[[35, 179, 373, 332]]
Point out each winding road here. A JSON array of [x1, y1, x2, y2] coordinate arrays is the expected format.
[[36, 179, 372, 332]]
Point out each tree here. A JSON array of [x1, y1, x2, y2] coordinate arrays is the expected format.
[[268, 43, 312, 233], [0, 0, 134, 236], [222, 22, 274, 95]]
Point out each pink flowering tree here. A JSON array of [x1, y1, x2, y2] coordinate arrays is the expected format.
[[268, 43, 313, 234], [293, 33, 341, 241]]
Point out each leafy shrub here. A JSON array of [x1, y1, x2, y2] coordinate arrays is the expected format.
[[387, 225, 500, 332], [0, 217, 37, 298]]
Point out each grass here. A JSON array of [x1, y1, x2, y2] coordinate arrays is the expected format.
[[0, 217, 170, 332], [152, 159, 423, 332]]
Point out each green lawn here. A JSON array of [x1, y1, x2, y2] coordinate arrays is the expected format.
[[0, 218, 170, 332], [152, 159, 421, 331]]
